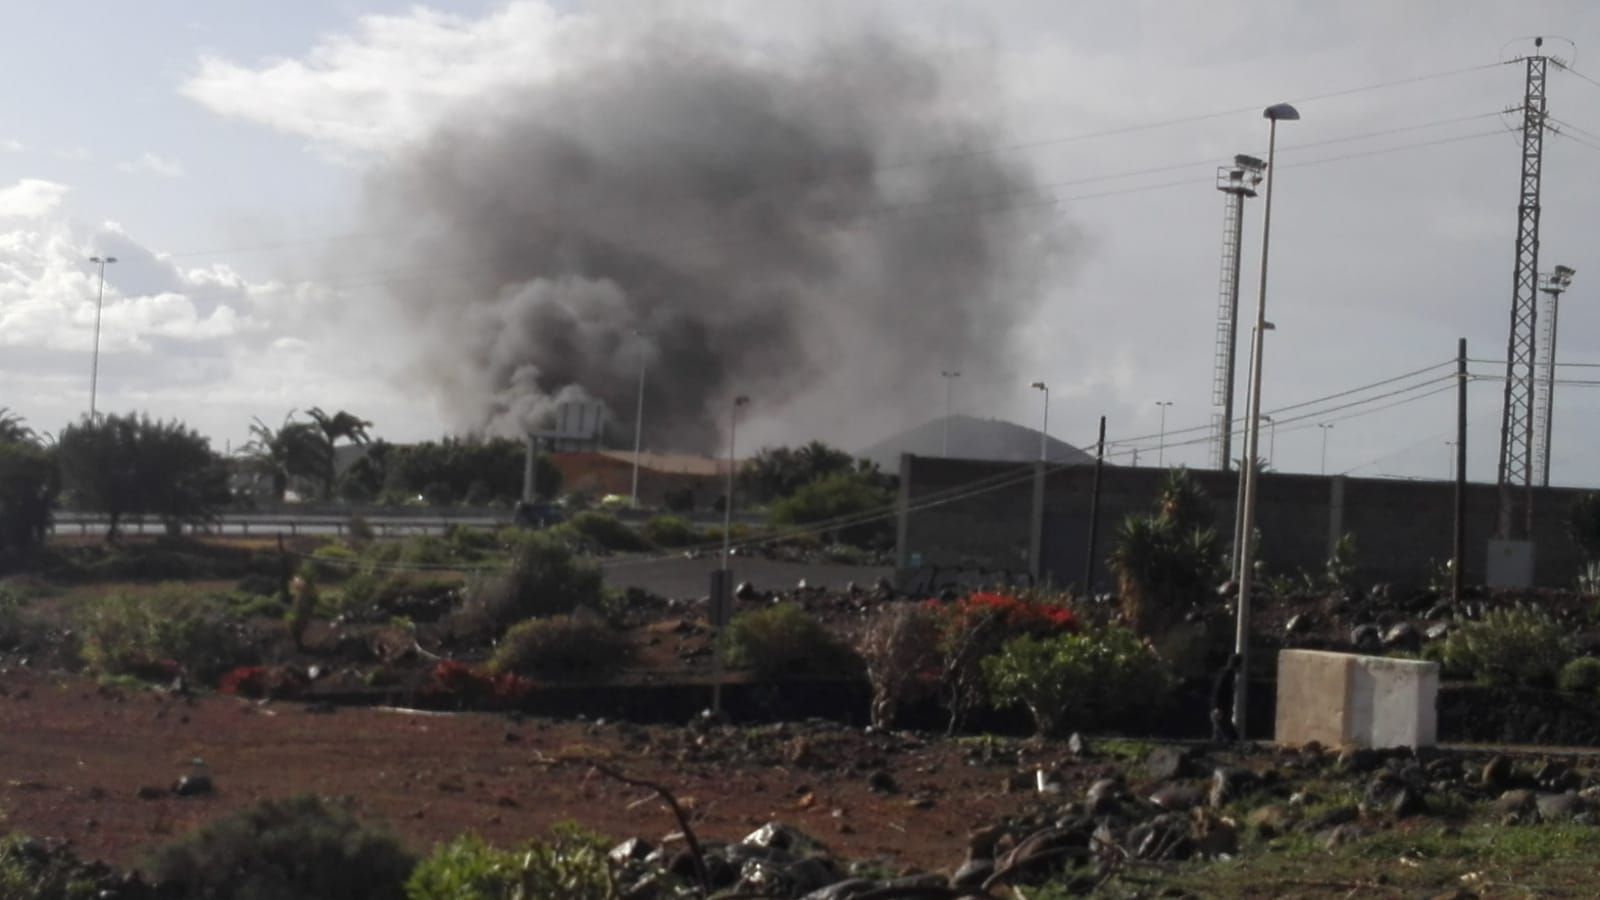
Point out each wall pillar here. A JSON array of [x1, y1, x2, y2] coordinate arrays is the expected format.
[[1328, 475, 1346, 560]]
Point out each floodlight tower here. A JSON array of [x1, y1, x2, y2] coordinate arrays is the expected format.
[[1496, 38, 1550, 538], [1210, 154, 1267, 471], [1533, 264, 1576, 486]]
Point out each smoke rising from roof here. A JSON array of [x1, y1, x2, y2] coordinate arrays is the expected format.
[[362, 22, 1066, 452]]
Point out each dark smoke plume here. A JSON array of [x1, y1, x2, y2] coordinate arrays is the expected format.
[[363, 23, 1065, 452]]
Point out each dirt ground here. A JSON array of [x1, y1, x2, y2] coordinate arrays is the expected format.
[[0, 668, 1040, 876]]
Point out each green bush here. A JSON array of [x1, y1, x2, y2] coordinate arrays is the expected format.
[[236, 572, 282, 597], [489, 616, 630, 680], [445, 524, 498, 561], [566, 512, 648, 552], [398, 536, 455, 568], [406, 826, 613, 900], [1440, 605, 1572, 688], [0, 590, 30, 650], [456, 534, 605, 636], [642, 515, 698, 548], [0, 834, 105, 899], [769, 471, 894, 548], [146, 794, 414, 900], [983, 625, 1173, 736], [78, 589, 254, 681], [1558, 656, 1600, 693], [1108, 469, 1223, 638], [722, 604, 861, 680], [307, 543, 360, 582]]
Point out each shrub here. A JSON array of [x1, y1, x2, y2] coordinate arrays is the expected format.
[[566, 512, 649, 552], [769, 471, 894, 548], [983, 625, 1174, 736], [1558, 656, 1600, 694], [456, 534, 604, 635], [306, 543, 360, 582], [1439, 605, 1572, 688], [488, 616, 630, 680], [642, 515, 698, 548], [445, 524, 498, 561], [927, 592, 1080, 734], [856, 604, 941, 729], [1108, 468, 1222, 637], [145, 794, 414, 900], [78, 589, 254, 681], [406, 827, 613, 900], [420, 661, 533, 710], [722, 604, 860, 680], [236, 572, 282, 597], [0, 590, 34, 650], [348, 513, 376, 543], [0, 834, 107, 899], [398, 536, 455, 568]]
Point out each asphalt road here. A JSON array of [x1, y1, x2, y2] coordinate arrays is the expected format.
[[600, 555, 893, 599]]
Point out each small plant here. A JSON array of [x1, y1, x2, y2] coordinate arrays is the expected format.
[[1439, 604, 1572, 688], [565, 512, 649, 552], [488, 616, 630, 680], [0, 834, 108, 899], [406, 826, 615, 900], [722, 604, 861, 680], [218, 665, 309, 699], [455, 534, 605, 636], [78, 589, 254, 681], [306, 543, 360, 582], [1558, 656, 1600, 694], [983, 625, 1173, 736], [927, 591, 1080, 734], [144, 794, 414, 900], [421, 660, 533, 709], [642, 515, 698, 548], [1325, 532, 1358, 591], [856, 604, 941, 729]]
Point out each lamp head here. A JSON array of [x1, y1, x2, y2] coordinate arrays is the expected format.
[[1263, 103, 1301, 121], [1030, 381, 1046, 391]]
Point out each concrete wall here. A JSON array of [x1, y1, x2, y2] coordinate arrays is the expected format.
[[897, 454, 1593, 590]]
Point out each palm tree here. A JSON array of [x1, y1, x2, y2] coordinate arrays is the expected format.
[[0, 408, 38, 447], [243, 413, 331, 503], [306, 408, 373, 499]]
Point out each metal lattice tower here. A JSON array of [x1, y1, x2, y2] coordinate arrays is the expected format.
[[1496, 44, 1548, 538], [1534, 265, 1576, 486], [1210, 155, 1265, 470]]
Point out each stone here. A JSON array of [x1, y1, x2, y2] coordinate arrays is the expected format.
[[172, 774, 212, 797], [1425, 622, 1453, 642], [135, 785, 164, 800], [1390, 787, 1426, 818], [1491, 789, 1536, 817], [1145, 746, 1192, 782], [1536, 791, 1585, 823], [1067, 732, 1088, 757], [736, 582, 759, 601], [1336, 747, 1383, 774], [1285, 613, 1312, 634], [1246, 804, 1293, 837], [1085, 778, 1122, 815], [950, 858, 993, 889], [609, 837, 652, 864], [1482, 755, 1513, 789], [866, 769, 897, 794], [1319, 823, 1368, 850], [1382, 622, 1422, 652], [1149, 783, 1201, 812], [1350, 624, 1383, 652], [1210, 767, 1258, 810], [1190, 809, 1239, 858]]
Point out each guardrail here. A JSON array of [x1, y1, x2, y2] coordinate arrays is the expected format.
[[48, 508, 766, 538]]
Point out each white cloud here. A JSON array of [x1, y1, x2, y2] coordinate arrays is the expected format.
[[0, 179, 69, 219], [117, 152, 185, 178]]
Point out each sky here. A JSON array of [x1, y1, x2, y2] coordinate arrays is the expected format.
[[4, 1, 1600, 484]]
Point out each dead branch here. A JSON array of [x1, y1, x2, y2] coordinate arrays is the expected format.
[[587, 761, 710, 897]]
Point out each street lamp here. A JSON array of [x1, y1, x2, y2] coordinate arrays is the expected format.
[[940, 371, 960, 457], [722, 395, 749, 572], [1262, 415, 1276, 466], [1231, 321, 1276, 579], [88, 255, 117, 420], [1538, 265, 1576, 487], [1234, 101, 1299, 740], [1319, 423, 1335, 475], [629, 330, 649, 509], [1030, 382, 1049, 461], [1155, 401, 1174, 467]]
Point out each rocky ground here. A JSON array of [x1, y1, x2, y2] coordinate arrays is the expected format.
[[5, 667, 1600, 897]]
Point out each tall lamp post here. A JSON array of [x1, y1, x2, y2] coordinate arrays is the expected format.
[[1537, 265, 1576, 486], [940, 370, 960, 457], [1155, 401, 1174, 467], [88, 255, 117, 420], [1262, 415, 1276, 467], [1319, 423, 1335, 475], [1233, 101, 1300, 740], [1030, 381, 1049, 461], [629, 330, 649, 509], [722, 396, 749, 571]]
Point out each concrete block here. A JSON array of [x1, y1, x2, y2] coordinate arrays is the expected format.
[[1275, 649, 1438, 749]]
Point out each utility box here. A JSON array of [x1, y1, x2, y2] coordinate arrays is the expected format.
[[1275, 649, 1438, 749], [1486, 539, 1535, 588]]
